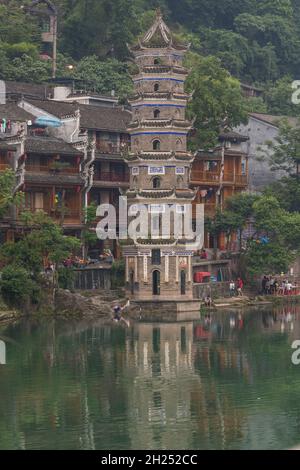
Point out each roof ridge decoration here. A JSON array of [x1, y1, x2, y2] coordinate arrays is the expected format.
[[142, 9, 172, 46]]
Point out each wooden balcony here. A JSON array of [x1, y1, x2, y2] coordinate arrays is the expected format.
[[191, 171, 247, 186], [25, 164, 79, 175], [193, 202, 216, 218], [93, 171, 130, 189], [23, 208, 82, 226], [96, 142, 121, 154]]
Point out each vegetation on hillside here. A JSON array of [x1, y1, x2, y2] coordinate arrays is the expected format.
[[1, 0, 300, 119]]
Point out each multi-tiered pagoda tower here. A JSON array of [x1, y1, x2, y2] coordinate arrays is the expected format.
[[123, 11, 200, 313]]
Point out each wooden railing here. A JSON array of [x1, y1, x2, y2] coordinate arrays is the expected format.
[[191, 171, 247, 185], [25, 165, 79, 174], [96, 142, 120, 154], [94, 171, 129, 183]]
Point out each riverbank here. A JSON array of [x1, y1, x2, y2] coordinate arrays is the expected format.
[[2, 290, 300, 325]]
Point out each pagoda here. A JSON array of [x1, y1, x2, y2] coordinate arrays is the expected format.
[[123, 11, 200, 314]]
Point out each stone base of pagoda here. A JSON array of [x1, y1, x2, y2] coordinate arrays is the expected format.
[[130, 299, 201, 322]]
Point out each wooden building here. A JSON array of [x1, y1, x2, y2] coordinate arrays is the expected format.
[[191, 131, 249, 251]]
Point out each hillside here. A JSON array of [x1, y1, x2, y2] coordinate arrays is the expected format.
[[1, 0, 300, 132]]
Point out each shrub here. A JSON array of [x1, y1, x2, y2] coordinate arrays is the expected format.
[[0, 265, 37, 307], [58, 267, 76, 290], [111, 259, 125, 288]]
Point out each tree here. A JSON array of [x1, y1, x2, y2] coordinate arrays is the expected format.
[[264, 76, 300, 116], [264, 177, 300, 212], [0, 265, 38, 308], [262, 119, 300, 175], [0, 212, 80, 294], [185, 54, 248, 149], [0, 169, 23, 219], [244, 196, 300, 278], [71, 56, 133, 100], [81, 203, 99, 260]]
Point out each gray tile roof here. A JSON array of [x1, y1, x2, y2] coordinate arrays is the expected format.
[[5, 81, 50, 100], [0, 102, 35, 121], [25, 136, 83, 156], [25, 99, 131, 132], [249, 113, 300, 128]]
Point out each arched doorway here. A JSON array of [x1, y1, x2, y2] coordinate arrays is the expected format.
[[180, 270, 186, 295], [152, 270, 161, 296]]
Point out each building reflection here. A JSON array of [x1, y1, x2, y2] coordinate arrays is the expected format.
[[2, 305, 300, 449]]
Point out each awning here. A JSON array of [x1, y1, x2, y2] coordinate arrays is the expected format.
[[35, 116, 62, 128]]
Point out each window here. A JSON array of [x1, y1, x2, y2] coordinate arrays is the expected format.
[[152, 177, 161, 189], [154, 58, 160, 65], [154, 83, 160, 92], [176, 139, 182, 150], [154, 109, 160, 119], [152, 249, 161, 265], [153, 140, 161, 151], [132, 176, 138, 188], [205, 160, 218, 172], [177, 176, 184, 189]]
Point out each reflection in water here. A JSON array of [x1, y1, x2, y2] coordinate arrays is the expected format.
[[1, 305, 300, 450]]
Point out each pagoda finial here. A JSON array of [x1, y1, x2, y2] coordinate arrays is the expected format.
[[156, 7, 162, 19]]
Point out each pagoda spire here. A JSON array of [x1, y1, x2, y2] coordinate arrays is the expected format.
[[142, 9, 172, 46]]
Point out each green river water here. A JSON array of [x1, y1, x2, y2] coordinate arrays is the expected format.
[[1, 305, 300, 450]]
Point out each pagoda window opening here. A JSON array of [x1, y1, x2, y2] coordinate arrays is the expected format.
[[154, 109, 160, 119], [154, 58, 160, 65], [177, 176, 184, 189], [176, 139, 182, 150], [152, 249, 161, 265], [154, 83, 160, 92], [152, 177, 161, 189], [153, 140, 161, 151]]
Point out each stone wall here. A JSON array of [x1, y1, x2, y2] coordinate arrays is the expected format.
[[193, 282, 231, 299], [74, 267, 111, 290]]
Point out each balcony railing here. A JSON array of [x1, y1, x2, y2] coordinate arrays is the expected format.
[[94, 171, 129, 183], [191, 171, 247, 185], [96, 142, 121, 154], [25, 164, 79, 174], [25, 207, 82, 224]]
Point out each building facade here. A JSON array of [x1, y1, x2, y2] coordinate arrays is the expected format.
[[123, 12, 199, 307]]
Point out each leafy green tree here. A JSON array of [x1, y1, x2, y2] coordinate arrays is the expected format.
[[0, 169, 23, 219], [0, 212, 80, 282], [264, 76, 300, 116], [81, 203, 99, 260], [244, 196, 300, 277], [262, 119, 300, 175], [264, 177, 300, 213], [185, 54, 248, 148], [71, 56, 133, 99], [0, 264, 38, 308]]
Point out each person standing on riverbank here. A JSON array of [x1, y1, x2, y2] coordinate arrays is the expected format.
[[236, 278, 244, 296], [229, 280, 236, 297]]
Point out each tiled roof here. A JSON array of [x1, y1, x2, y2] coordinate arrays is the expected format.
[[0, 102, 35, 121], [219, 131, 249, 142], [249, 113, 299, 128], [25, 136, 83, 156], [25, 99, 131, 132], [25, 173, 83, 185], [5, 81, 50, 100]]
